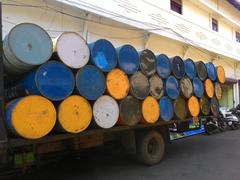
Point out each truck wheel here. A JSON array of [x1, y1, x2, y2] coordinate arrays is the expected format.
[[137, 130, 165, 166]]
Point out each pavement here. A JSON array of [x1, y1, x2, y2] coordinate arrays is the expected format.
[[10, 130, 240, 180]]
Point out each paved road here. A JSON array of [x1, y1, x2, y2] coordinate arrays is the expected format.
[[12, 130, 240, 180]]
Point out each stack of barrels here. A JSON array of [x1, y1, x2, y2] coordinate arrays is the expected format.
[[3, 23, 225, 140]]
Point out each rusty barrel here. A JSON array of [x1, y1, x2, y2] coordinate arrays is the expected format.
[[217, 65, 226, 84], [174, 96, 187, 120], [142, 96, 160, 124], [156, 54, 171, 79], [106, 68, 129, 100], [210, 97, 219, 116], [165, 75, 180, 99], [192, 77, 204, 98], [215, 82, 222, 100], [139, 49, 156, 76], [199, 96, 210, 115], [184, 58, 196, 79], [159, 96, 174, 121], [206, 62, 217, 81], [188, 96, 200, 117], [204, 79, 214, 98], [170, 56, 185, 79], [119, 96, 141, 126], [195, 61, 207, 81], [149, 74, 164, 99], [180, 77, 193, 98], [130, 71, 150, 100]]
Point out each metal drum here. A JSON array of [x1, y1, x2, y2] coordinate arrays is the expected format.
[[57, 95, 92, 133], [156, 54, 171, 79], [106, 68, 129, 100], [217, 65, 226, 84], [170, 56, 185, 79], [199, 96, 210, 115], [141, 96, 160, 124], [195, 61, 207, 81], [215, 82, 222, 100], [3, 23, 52, 74], [93, 95, 119, 129], [5, 95, 56, 139], [184, 58, 196, 79], [149, 74, 164, 100], [204, 79, 214, 98], [174, 96, 187, 120], [116, 44, 139, 74], [89, 39, 117, 72], [210, 97, 219, 116], [76, 65, 106, 101], [192, 77, 204, 98], [22, 61, 75, 101], [165, 75, 180, 100], [139, 49, 156, 76], [206, 62, 217, 81], [130, 71, 150, 100], [53, 32, 89, 69], [188, 96, 200, 117], [119, 96, 141, 126], [159, 96, 174, 121], [180, 77, 193, 98]]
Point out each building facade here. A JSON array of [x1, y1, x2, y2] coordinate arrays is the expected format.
[[2, 0, 240, 108]]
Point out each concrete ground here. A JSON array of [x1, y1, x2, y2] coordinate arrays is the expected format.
[[11, 130, 240, 180]]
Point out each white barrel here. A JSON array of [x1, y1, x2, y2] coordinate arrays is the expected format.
[[53, 32, 90, 68], [93, 95, 119, 129]]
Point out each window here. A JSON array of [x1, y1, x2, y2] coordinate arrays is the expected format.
[[171, 0, 182, 14], [212, 18, 218, 32], [236, 32, 240, 43]]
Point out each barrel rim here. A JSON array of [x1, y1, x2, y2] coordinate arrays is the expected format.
[[170, 56, 185, 79], [156, 53, 171, 78], [195, 61, 207, 80], [192, 77, 204, 98], [206, 62, 217, 81], [149, 74, 164, 99], [159, 96, 174, 121], [173, 96, 187, 120], [165, 75, 180, 99], [180, 76, 193, 98], [184, 58, 197, 79], [139, 49, 156, 76]]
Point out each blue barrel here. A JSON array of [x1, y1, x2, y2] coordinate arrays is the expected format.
[[89, 39, 117, 72], [76, 65, 106, 100], [159, 96, 174, 121], [22, 61, 75, 101], [206, 62, 217, 81], [116, 44, 139, 74], [165, 75, 180, 99], [3, 23, 52, 74], [170, 56, 185, 79], [184, 58, 196, 79], [156, 54, 171, 79], [192, 77, 204, 98]]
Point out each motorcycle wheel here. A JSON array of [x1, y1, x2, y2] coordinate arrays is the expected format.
[[204, 125, 214, 135], [218, 120, 227, 132]]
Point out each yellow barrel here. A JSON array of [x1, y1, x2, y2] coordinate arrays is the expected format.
[[141, 96, 160, 124], [217, 65, 226, 84], [188, 96, 200, 117], [58, 95, 92, 133], [204, 79, 214, 98], [106, 68, 130, 100], [5, 95, 56, 139]]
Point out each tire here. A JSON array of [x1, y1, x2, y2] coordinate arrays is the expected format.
[[204, 124, 214, 135], [218, 120, 227, 132], [136, 130, 165, 166]]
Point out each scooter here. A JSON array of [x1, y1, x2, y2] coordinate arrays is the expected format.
[[220, 107, 239, 130], [203, 116, 227, 135], [228, 107, 240, 129]]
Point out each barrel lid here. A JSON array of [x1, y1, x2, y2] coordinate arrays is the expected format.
[[89, 39, 117, 72], [217, 65, 226, 84], [199, 96, 210, 115], [130, 71, 150, 100], [36, 61, 75, 101], [215, 82, 222, 100], [117, 44, 139, 74], [139, 49, 156, 76], [180, 77, 193, 98], [106, 68, 129, 100], [55, 32, 90, 69], [188, 96, 200, 117], [184, 58, 196, 79], [93, 95, 119, 129], [210, 97, 219, 116], [156, 54, 171, 79], [170, 56, 185, 79], [5, 23, 52, 65], [206, 62, 217, 81], [174, 96, 187, 120], [204, 79, 214, 98], [142, 96, 160, 124], [165, 75, 180, 99], [58, 95, 92, 133], [149, 74, 164, 99], [195, 61, 207, 81], [159, 96, 174, 121], [76, 65, 106, 101], [192, 77, 204, 98]]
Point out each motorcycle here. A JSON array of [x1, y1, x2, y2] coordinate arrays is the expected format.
[[203, 116, 227, 135], [227, 107, 240, 129]]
